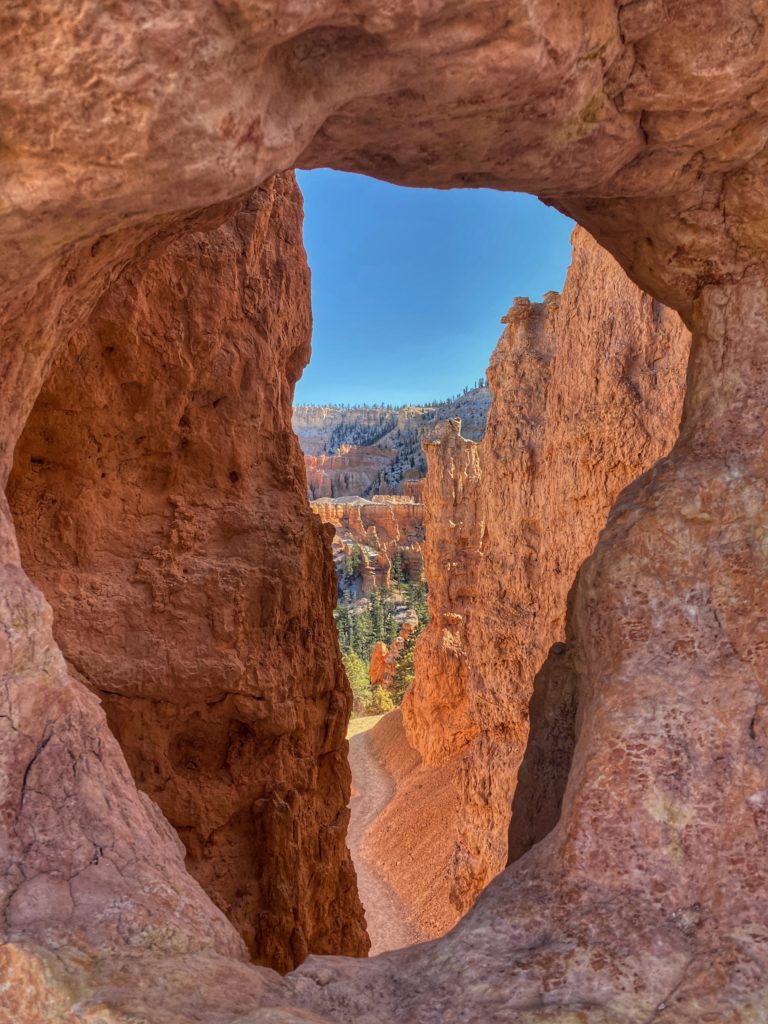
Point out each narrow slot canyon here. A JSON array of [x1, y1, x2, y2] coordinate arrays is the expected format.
[[3, 5, 768, 1023], [292, 214, 691, 954]]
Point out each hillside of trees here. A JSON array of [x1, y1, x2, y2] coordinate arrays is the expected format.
[[334, 549, 429, 717]]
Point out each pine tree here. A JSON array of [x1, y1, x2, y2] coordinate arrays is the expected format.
[[343, 651, 372, 715]]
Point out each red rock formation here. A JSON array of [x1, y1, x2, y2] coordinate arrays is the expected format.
[[369, 612, 419, 690], [313, 494, 425, 594], [3, 3, 768, 1021], [312, 496, 424, 557], [402, 479, 425, 502], [8, 176, 368, 971], [450, 228, 691, 910], [402, 420, 482, 766], [305, 446, 395, 499], [368, 642, 390, 690], [389, 228, 691, 936]]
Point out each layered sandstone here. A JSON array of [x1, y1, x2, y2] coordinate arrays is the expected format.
[[295, 388, 491, 499], [305, 446, 395, 499], [3, 3, 768, 1022], [7, 175, 368, 971], [312, 495, 424, 557], [312, 494, 425, 595]]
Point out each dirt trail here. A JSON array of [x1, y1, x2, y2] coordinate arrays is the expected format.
[[347, 728, 424, 954]]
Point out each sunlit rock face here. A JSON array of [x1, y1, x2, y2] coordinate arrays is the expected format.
[[453, 227, 691, 911], [312, 495, 425, 574], [402, 420, 483, 767], [7, 174, 369, 972], [2, 1, 768, 1020], [396, 226, 690, 925]]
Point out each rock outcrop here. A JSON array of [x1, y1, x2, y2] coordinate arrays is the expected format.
[[368, 612, 419, 690], [295, 388, 491, 498], [313, 495, 424, 556], [402, 420, 483, 766], [305, 446, 396, 499], [312, 494, 424, 595], [3, 3, 768, 1021], [7, 175, 368, 971], [397, 227, 691, 925]]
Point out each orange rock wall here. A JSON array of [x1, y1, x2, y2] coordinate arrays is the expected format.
[[402, 420, 482, 766], [312, 496, 424, 555], [453, 228, 692, 908], [401, 228, 692, 916], [8, 175, 368, 971]]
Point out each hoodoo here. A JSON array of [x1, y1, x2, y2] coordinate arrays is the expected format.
[[2, 3, 768, 1022]]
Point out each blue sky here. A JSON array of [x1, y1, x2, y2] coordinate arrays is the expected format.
[[294, 169, 574, 406]]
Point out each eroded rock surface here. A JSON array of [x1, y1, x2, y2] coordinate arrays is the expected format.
[[402, 420, 482, 767], [305, 447, 397, 500], [7, 175, 368, 971], [2, 1, 768, 1020], [295, 389, 490, 499], [397, 228, 691, 922], [453, 227, 692, 910]]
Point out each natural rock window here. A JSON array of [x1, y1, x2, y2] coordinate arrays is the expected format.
[[2, 5, 767, 1021], [291, 172, 690, 953]]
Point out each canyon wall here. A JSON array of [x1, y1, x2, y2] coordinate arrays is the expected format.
[[7, 175, 368, 972], [402, 420, 483, 766], [3, 2, 768, 1021], [454, 229, 692, 908], [400, 228, 692, 919], [312, 495, 424, 558], [305, 446, 396, 499], [312, 495, 424, 594], [295, 387, 491, 499]]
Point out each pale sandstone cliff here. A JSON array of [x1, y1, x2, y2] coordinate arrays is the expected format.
[[3, 4, 768, 1022], [7, 175, 368, 972], [305, 446, 396, 499], [295, 388, 491, 499], [312, 495, 424, 558]]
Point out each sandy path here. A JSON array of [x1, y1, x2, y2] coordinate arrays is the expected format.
[[347, 729, 424, 954]]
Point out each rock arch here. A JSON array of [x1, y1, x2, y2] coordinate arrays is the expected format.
[[2, 2, 768, 1021]]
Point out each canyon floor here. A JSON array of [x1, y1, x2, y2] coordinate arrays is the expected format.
[[347, 724, 423, 954], [348, 711, 464, 952]]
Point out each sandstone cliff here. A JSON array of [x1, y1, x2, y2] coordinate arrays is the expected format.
[[305, 446, 397, 499], [294, 386, 491, 498], [456, 228, 691, 910], [8, 175, 368, 971]]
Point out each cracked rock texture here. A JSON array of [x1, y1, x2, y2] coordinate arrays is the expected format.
[[2, 0, 768, 1020], [7, 175, 368, 972]]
